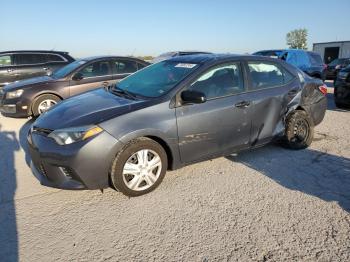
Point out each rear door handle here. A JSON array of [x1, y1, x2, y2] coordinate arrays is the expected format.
[[7, 68, 14, 72], [43, 67, 50, 70], [235, 101, 251, 108]]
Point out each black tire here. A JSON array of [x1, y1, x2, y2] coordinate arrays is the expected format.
[[335, 101, 344, 108], [32, 94, 61, 117], [334, 100, 349, 109], [110, 137, 168, 197], [282, 110, 314, 150]]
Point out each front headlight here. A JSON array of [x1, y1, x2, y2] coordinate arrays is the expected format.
[[6, 89, 24, 99], [48, 125, 103, 145]]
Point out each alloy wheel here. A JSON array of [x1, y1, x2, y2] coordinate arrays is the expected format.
[[38, 99, 57, 114], [122, 149, 162, 191]]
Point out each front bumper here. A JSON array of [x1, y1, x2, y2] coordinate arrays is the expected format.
[[28, 128, 123, 190], [0, 96, 31, 117]]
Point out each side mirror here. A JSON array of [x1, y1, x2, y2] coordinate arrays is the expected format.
[[181, 90, 206, 104], [72, 72, 84, 81]]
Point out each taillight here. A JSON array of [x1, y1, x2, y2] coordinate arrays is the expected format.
[[318, 84, 328, 95]]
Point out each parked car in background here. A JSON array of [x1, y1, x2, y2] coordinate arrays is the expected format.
[[252, 49, 283, 58], [151, 51, 212, 63], [334, 65, 350, 108], [27, 54, 327, 196], [0, 56, 149, 117], [0, 50, 75, 88], [325, 58, 350, 80], [253, 49, 326, 80]]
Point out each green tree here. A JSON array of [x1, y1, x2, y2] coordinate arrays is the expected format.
[[286, 28, 308, 49]]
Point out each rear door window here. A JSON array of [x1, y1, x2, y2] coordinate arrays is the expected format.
[[15, 53, 47, 65], [0, 55, 12, 67], [247, 62, 284, 90]]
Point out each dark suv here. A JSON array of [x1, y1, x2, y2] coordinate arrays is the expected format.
[[0, 56, 149, 117], [325, 58, 350, 80], [0, 51, 75, 87], [334, 65, 350, 108]]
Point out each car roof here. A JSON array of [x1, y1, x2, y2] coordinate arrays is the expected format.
[[254, 49, 284, 53], [167, 53, 278, 64], [0, 50, 70, 55], [76, 55, 147, 62]]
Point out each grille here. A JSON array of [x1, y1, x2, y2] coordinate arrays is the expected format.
[[39, 164, 48, 178], [61, 167, 74, 179]]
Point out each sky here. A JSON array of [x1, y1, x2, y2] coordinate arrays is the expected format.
[[2, 0, 350, 58]]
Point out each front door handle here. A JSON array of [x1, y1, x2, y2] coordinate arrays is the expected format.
[[102, 81, 109, 87], [288, 89, 299, 96], [235, 101, 251, 108], [43, 67, 50, 71], [7, 68, 14, 72]]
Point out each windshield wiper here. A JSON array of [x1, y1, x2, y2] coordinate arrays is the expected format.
[[110, 86, 137, 100]]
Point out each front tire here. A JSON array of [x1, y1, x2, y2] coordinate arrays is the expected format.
[[282, 110, 314, 150], [110, 137, 168, 197], [32, 94, 61, 117]]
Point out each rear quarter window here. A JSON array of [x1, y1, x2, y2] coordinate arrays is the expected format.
[[46, 54, 65, 62], [309, 53, 323, 65], [16, 53, 47, 65]]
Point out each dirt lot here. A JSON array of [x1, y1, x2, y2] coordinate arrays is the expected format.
[[0, 84, 350, 261]]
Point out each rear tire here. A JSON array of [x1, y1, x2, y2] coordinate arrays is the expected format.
[[282, 110, 314, 150], [110, 137, 168, 197], [32, 94, 61, 117]]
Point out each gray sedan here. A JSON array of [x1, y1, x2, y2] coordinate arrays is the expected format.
[[27, 54, 327, 196]]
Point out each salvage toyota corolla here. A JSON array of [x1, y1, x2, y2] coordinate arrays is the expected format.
[[28, 54, 327, 196]]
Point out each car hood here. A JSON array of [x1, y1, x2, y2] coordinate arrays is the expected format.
[[34, 88, 150, 130], [4, 76, 55, 91]]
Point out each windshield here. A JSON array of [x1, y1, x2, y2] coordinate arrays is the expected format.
[[51, 60, 87, 79], [114, 60, 199, 97]]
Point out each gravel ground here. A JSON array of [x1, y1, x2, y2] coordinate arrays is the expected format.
[[0, 85, 350, 261]]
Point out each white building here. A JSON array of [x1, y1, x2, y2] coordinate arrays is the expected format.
[[313, 41, 350, 64]]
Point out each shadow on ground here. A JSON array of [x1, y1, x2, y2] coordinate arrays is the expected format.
[[227, 144, 350, 212], [0, 124, 20, 261]]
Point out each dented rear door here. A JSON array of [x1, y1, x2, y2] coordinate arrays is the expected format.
[[244, 60, 301, 146]]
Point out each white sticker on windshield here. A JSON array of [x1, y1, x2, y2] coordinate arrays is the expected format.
[[175, 63, 197, 68]]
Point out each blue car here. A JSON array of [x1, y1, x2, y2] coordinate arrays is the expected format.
[[253, 49, 326, 81]]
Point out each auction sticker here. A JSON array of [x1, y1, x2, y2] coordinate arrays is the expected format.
[[175, 63, 197, 68]]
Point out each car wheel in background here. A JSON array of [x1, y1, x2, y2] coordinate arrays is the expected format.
[[282, 110, 314, 150], [32, 94, 61, 116], [110, 137, 168, 197]]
